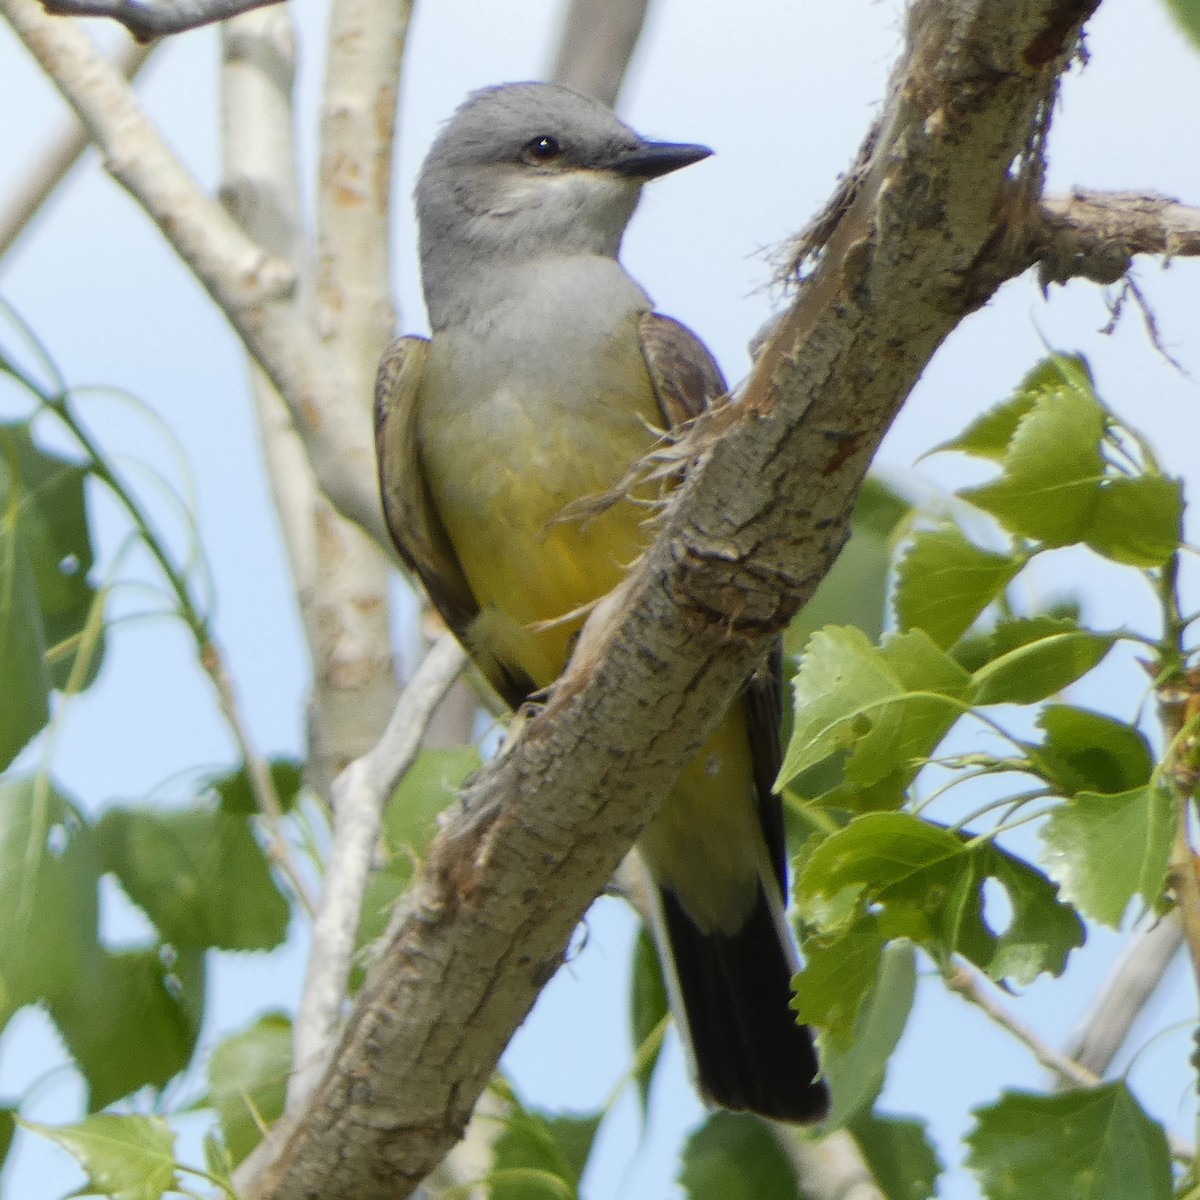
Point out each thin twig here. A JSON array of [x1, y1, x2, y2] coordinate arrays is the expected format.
[[213, 6, 333, 925], [287, 633, 467, 1111], [1154, 554, 1200, 1001], [1169, 806, 1200, 1000], [1100, 275, 1185, 372], [0, 35, 153, 260], [949, 961, 1196, 1160], [1062, 915, 1183, 1079], [946, 961, 1101, 1089], [202, 641, 317, 916], [37, 382, 316, 914], [217, 5, 323, 663], [42, 0, 281, 39]]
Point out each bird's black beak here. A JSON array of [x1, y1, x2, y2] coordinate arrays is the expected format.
[[603, 140, 713, 181]]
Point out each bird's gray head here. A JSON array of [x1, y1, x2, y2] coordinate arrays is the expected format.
[[416, 83, 710, 324]]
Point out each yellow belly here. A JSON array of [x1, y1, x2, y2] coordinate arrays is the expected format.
[[417, 331, 767, 934], [418, 328, 662, 688]]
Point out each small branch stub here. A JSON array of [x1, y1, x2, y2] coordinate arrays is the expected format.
[[1036, 189, 1200, 286]]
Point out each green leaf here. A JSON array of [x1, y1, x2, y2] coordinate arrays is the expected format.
[[893, 526, 1022, 649], [797, 812, 965, 929], [1023, 706, 1153, 797], [779, 627, 968, 793], [782, 627, 895, 785], [786, 477, 910, 652], [797, 815, 1081, 982], [962, 381, 1107, 546], [207, 1013, 291, 1165], [969, 630, 1113, 705], [0, 1106, 15, 1172], [50, 946, 204, 1110], [349, 864, 411, 993], [1039, 785, 1175, 926], [965, 1084, 1172, 1200], [213, 759, 304, 816], [847, 1111, 941, 1200], [22, 1114, 177, 1200], [381, 746, 480, 859], [948, 357, 1180, 565], [936, 389, 1038, 461], [801, 769, 914, 816], [350, 747, 483, 989], [792, 913, 885, 1049], [0, 777, 98, 1017], [629, 924, 669, 1112], [1085, 476, 1183, 567], [678, 1112, 799, 1200], [97, 803, 289, 951], [879, 626, 974, 695], [542, 1114, 601, 1193], [0, 527, 50, 770], [818, 942, 916, 1129], [974, 843, 1084, 985], [1164, 0, 1200, 53], [953, 613, 1079, 675], [0, 423, 103, 698], [934, 356, 1090, 461], [491, 1104, 602, 1200]]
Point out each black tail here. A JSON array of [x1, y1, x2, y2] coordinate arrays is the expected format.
[[659, 882, 829, 1124]]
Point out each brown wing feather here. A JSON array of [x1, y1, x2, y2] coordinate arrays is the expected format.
[[374, 336, 480, 646], [637, 312, 727, 429], [638, 313, 787, 892]]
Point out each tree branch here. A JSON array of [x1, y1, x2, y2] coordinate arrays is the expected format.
[[1062, 915, 1183, 1079], [776, 1128, 886, 1200], [237, 2, 1108, 1197], [217, 4, 327, 684], [549, 0, 650, 108], [288, 634, 466, 1112], [40, 0, 280, 39], [299, 0, 413, 793], [1, 0, 389, 545], [0, 31, 152, 259], [947, 962, 1100, 1089], [1035, 189, 1200, 286]]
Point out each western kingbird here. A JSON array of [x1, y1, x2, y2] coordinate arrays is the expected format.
[[375, 82, 828, 1123]]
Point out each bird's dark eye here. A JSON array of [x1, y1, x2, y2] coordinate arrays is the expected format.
[[523, 135, 562, 163]]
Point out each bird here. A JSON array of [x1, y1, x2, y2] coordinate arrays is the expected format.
[[374, 81, 828, 1124]]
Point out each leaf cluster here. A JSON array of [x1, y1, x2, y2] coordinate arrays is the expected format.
[[775, 355, 1188, 1198]]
